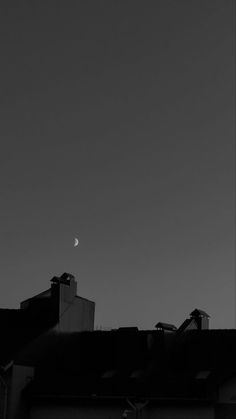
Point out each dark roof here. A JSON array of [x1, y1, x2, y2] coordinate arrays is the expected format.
[[16, 329, 159, 370], [0, 308, 24, 324], [0, 303, 56, 365], [20, 328, 236, 403], [190, 309, 210, 318], [177, 318, 196, 333], [75, 295, 95, 304], [155, 322, 177, 331], [0, 324, 48, 366], [21, 288, 51, 305]]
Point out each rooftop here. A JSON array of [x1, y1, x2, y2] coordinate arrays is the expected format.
[[19, 328, 236, 402]]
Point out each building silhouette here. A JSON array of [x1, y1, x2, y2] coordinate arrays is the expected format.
[[0, 274, 236, 419], [0, 273, 94, 419]]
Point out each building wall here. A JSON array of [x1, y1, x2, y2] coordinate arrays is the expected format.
[[7, 365, 34, 419], [58, 296, 95, 332], [147, 406, 214, 419], [30, 403, 215, 419], [30, 405, 125, 419], [52, 277, 95, 332], [0, 375, 7, 419], [20, 274, 95, 333], [218, 376, 236, 403], [215, 403, 236, 419], [216, 377, 236, 418]]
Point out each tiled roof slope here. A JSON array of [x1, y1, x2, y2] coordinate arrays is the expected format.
[[22, 328, 236, 402]]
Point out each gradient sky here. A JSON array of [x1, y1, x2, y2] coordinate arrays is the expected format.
[[0, 1, 235, 329]]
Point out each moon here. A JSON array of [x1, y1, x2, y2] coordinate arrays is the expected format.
[[74, 238, 79, 247]]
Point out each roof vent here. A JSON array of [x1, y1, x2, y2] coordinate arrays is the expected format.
[[190, 309, 210, 319], [60, 272, 75, 281], [190, 308, 210, 330], [178, 308, 210, 332], [51, 272, 75, 285], [155, 322, 177, 332]]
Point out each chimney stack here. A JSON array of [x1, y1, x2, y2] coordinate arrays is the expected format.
[[178, 309, 210, 333], [190, 309, 210, 330], [51, 272, 77, 303], [51, 272, 95, 332]]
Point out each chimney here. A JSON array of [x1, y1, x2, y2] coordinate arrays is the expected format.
[[155, 322, 177, 332], [51, 272, 77, 303], [190, 309, 210, 330], [178, 309, 210, 333], [51, 272, 95, 332]]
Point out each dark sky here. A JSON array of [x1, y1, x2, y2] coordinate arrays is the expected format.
[[0, 1, 235, 329]]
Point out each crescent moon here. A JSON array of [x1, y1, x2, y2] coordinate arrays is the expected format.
[[74, 238, 79, 247]]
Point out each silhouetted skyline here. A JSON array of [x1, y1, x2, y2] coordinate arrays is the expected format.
[[0, 1, 235, 329]]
